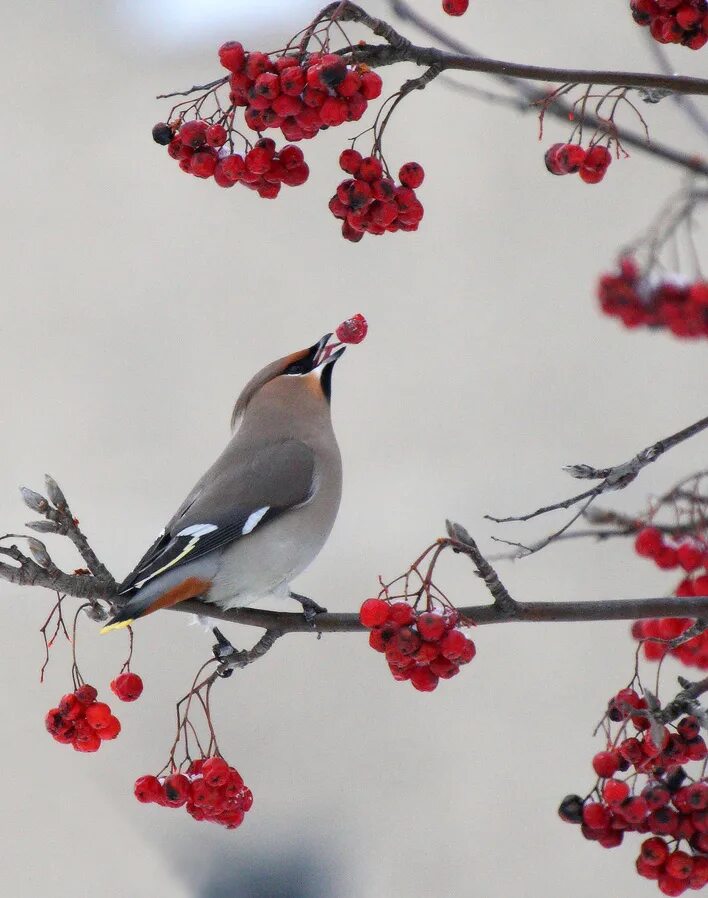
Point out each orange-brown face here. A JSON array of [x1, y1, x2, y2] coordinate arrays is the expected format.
[[231, 334, 345, 427]]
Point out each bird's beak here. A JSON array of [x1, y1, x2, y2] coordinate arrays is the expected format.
[[312, 333, 346, 368]]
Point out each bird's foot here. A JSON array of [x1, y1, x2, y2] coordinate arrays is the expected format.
[[212, 627, 235, 677], [289, 591, 327, 626]]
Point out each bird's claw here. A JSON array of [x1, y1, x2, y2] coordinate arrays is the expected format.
[[289, 592, 327, 626]]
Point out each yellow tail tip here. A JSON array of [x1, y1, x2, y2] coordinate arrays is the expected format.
[[100, 619, 134, 635]]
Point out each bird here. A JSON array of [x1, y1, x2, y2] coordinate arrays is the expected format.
[[101, 333, 346, 632]]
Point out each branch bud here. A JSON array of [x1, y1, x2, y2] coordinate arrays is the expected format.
[[562, 464, 605, 480], [19, 487, 49, 513], [26, 538, 52, 568], [44, 475, 68, 511], [25, 520, 60, 534]]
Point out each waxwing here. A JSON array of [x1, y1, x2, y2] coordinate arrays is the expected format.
[[102, 333, 347, 631]]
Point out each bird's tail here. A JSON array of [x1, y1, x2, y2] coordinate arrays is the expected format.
[[100, 574, 213, 634]]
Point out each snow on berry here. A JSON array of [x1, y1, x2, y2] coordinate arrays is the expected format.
[[559, 684, 708, 894], [598, 258, 708, 339], [45, 684, 121, 752], [630, 0, 708, 51], [359, 599, 475, 691], [134, 756, 252, 830]]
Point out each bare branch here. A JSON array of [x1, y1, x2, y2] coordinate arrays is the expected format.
[[445, 521, 517, 614], [21, 479, 115, 585], [385, 0, 708, 177], [642, 30, 708, 141], [485, 414, 708, 556]]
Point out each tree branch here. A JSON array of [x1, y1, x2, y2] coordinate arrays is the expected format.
[[4, 474, 708, 639], [323, 2, 708, 96], [643, 30, 708, 141], [384, 0, 708, 177], [485, 414, 708, 556]]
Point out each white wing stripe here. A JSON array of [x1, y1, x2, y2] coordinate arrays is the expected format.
[[176, 523, 218, 537], [242, 507, 270, 535]]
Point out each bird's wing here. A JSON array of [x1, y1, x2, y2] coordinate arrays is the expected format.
[[118, 439, 315, 595]]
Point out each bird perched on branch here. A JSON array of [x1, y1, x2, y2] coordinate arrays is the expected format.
[[101, 329, 357, 632]]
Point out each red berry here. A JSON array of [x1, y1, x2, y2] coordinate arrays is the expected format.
[[164, 773, 191, 807], [134, 775, 163, 804], [98, 715, 121, 740], [583, 802, 610, 829], [359, 70, 382, 100], [245, 147, 272, 175], [336, 150, 361, 177], [280, 66, 306, 96], [336, 313, 368, 345], [85, 702, 113, 731], [584, 145, 612, 171], [620, 796, 649, 825], [642, 836, 670, 866], [409, 666, 439, 692], [280, 162, 309, 187], [254, 72, 280, 100], [388, 602, 415, 626], [205, 124, 227, 148], [603, 778, 630, 805], [202, 757, 230, 788], [190, 149, 218, 179], [179, 120, 209, 149], [578, 166, 606, 185], [416, 612, 446, 642], [245, 52, 271, 81], [635, 527, 664, 557], [219, 41, 245, 73], [220, 154, 245, 181], [59, 693, 85, 721], [73, 720, 101, 753], [592, 750, 619, 778], [74, 684, 98, 705], [677, 542, 703, 571], [657, 873, 689, 896], [358, 156, 384, 182], [111, 672, 144, 702], [359, 598, 390, 628], [438, 629, 468, 660], [320, 97, 348, 127], [442, 0, 470, 15], [279, 145, 304, 170], [399, 162, 425, 188]]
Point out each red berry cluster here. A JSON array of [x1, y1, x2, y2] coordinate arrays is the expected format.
[[631, 527, 708, 668], [335, 312, 368, 345], [630, 0, 708, 51], [329, 151, 425, 241], [359, 598, 476, 692], [560, 688, 708, 895], [110, 671, 144, 702], [45, 684, 121, 752], [598, 258, 708, 338], [218, 45, 382, 140], [134, 756, 253, 830], [162, 126, 309, 198], [544, 143, 613, 184], [442, 0, 470, 15]]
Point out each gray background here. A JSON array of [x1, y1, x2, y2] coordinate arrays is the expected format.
[[1, 2, 706, 896]]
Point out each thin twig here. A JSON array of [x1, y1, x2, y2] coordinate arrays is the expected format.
[[384, 0, 708, 176]]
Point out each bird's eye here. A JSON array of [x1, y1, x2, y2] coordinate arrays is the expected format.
[[283, 358, 312, 376]]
